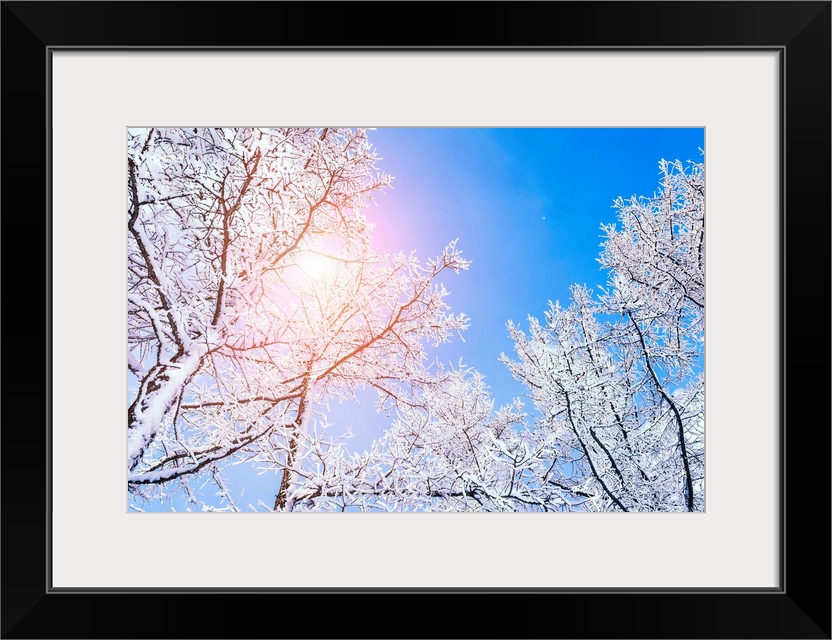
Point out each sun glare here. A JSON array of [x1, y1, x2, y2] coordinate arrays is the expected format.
[[295, 250, 332, 281]]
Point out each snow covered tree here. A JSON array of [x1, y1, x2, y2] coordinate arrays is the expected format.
[[127, 128, 470, 511], [501, 159, 705, 512], [282, 365, 534, 512]]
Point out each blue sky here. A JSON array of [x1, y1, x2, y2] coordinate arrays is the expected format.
[[333, 128, 705, 443], [132, 127, 704, 511]]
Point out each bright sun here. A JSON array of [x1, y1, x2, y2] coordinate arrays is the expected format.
[[295, 250, 331, 281]]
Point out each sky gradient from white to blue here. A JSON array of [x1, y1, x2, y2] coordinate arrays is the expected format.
[[337, 128, 705, 439]]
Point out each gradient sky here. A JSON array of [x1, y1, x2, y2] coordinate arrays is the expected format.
[[331, 127, 705, 448], [132, 127, 705, 511]]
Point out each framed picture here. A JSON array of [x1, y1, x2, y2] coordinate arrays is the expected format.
[[2, 2, 829, 638], [122, 125, 708, 517]]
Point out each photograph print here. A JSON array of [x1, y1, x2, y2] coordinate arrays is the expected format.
[[127, 127, 704, 513]]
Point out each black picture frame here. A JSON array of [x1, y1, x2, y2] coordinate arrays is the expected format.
[[2, 2, 829, 638]]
